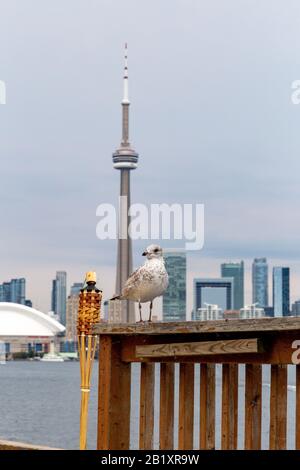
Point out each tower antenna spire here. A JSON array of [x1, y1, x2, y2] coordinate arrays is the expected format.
[[122, 42, 129, 105]]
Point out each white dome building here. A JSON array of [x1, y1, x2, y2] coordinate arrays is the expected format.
[[0, 302, 65, 356]]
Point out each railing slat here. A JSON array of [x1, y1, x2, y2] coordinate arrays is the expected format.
[[244, 364, 262, 449], [200, 363, 215, 449], [178, 363, 194, 450], [221, 364, 238, 449], [269, 364, 287, 450], [296, 365, 300, 450], [139, 363, 155, 450], [97, 336, 131, 450], [136, 338, 262, 358], [159, 363, 175, 450]]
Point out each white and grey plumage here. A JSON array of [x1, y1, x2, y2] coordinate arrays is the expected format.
[[111, 244, 169, 322]]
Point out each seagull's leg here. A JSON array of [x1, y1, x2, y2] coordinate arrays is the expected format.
[[148, 301, 153, 322], [137, 301, 143, 323]]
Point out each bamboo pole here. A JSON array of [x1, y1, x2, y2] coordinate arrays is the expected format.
[[77, 272, 102, 450]]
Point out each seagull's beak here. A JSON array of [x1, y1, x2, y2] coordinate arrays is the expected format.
[[142, 251, 147, 256]]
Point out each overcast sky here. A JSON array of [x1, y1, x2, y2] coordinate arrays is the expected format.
[[1, 0, 300, 315]]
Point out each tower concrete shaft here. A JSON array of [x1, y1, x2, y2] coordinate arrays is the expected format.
[[115, 170, 135, 322], [112, 44, 138, 323]]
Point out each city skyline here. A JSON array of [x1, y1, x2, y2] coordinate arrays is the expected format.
[[1, 255, 300, 319], [1, 1, 300, 316]]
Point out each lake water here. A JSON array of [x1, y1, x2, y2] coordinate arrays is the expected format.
[[0, 362, 297, 449]]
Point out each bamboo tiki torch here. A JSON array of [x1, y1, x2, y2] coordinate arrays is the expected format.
[[77, 271, 102, 450]]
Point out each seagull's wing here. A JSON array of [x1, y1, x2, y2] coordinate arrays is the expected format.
[[122, 265, 151, 297]]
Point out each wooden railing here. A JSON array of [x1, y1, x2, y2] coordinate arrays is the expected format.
[[93, 317, 300, 450], [0, 439, 61, 450]]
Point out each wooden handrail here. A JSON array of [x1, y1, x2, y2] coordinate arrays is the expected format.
[[93, 317, 300, 335], [95, 318, 300, 450]]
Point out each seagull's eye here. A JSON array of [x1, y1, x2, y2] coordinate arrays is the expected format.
[[154, 248, 159, 253]]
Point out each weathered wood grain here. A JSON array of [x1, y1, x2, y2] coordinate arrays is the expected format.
[[199, 363, 215, 449], [178, 364, 194, 450], [269, 364, 287, 450], [97, 336, 131, 450], [136, 338, 263, 358], [121, 334, 298, 365], [139, 363, 155, 450], [244, 364, 262, 449], [221, 364, 238, 450], [159, 363, 175, 450], [93, 317, 300, 335]]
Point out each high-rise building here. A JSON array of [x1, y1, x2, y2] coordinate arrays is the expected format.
[[51, 279, 57, 312], [221, 261, 244, 309], [10, 278, 25, 304], [70, 283, 83, 296], [240, 304, 265, 319], [273, 267, 290, 317], [0, 278, 30, 305], [108, 299, 122, 323], [65, 282, 83, 343], [193, 278, 234, 317], [252, 258, 268, 307], [291, 301, 300, 316], [163, 250, 186, 322], [51, 271, 67, 325], [193, 303, 222, 321], [264, 306, 274, 317], [113, 45, 139, 323], [0, 282, 11, 302]]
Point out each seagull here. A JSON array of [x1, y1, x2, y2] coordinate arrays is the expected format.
[[111, 244, 169, 322]]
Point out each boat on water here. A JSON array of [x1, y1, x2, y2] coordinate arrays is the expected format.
[[40, 341, 64, 362], [40, 354, 64, 362]]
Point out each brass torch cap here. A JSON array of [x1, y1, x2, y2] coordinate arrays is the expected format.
[[85, 271, 97, 283]]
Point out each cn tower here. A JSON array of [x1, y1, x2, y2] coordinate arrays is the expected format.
[[112, 44, 138, 322]]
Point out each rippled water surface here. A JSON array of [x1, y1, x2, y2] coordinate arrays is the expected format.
[[0, 362, 297, 449]]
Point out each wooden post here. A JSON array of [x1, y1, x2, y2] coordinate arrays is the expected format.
[[97, 336, 131, 450], [139, 363, 155, 449], [221, 364, 238, 449], [244, 364, 262, 449], [159, 363, 175, 450], [178, 363, 194, 450], [269, 364, 287, 450], [200, 363, 215, 449]]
